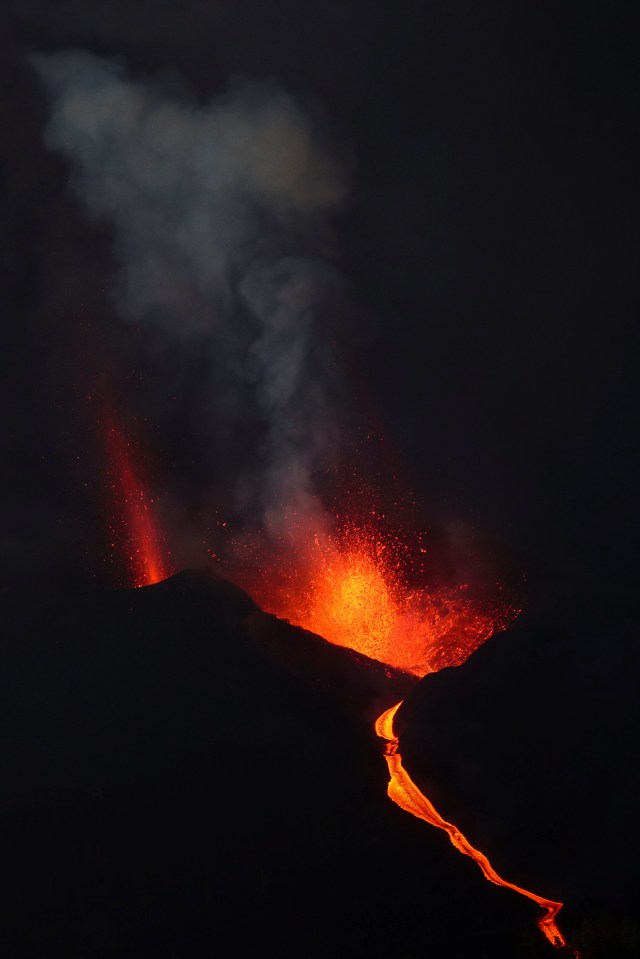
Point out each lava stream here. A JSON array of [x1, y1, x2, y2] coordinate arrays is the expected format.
[[375, 702, 572, 951]]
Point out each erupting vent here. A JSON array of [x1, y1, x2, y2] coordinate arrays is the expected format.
[[237, 518, 518, 676]]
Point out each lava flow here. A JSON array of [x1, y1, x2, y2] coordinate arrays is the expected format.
[[237, 511, 575, 951], [375, 702, 571, 951], [103, 416, 169, 587]]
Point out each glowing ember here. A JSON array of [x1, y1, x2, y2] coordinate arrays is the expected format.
[[375, 703, 575, 953], [103, 418, 169, 587], [238, 520, 518, 676]]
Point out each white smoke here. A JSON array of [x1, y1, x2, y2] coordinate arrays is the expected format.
[[33, 49, 349, 538]]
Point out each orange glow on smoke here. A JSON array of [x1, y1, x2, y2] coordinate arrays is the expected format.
[[375, 703, 572, 951], [103, 418, 169, 587], [241, 519, 517, 677]]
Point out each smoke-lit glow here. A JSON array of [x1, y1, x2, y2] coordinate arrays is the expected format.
[[103, 417, 169, 587], [234, 515, 518, 676], [375, 703, 573, 952]]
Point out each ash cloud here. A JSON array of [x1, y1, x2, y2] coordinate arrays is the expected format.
[[32, 49, 349, 541]]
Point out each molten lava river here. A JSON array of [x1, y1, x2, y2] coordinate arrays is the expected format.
[[240, 521, 576, 953]]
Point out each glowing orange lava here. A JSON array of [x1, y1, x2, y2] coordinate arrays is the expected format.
[[375, 703, 574, 952], [103, 418, 169, 587], [242, 520, 517, 676], [232, 508, 576, 951]]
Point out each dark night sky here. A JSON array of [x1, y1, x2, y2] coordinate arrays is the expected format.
[[1, 1, 638, 589]]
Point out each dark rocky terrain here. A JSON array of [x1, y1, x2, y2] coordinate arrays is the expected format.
[[1, 567, 633, 957], [398, 570, 640, 957]]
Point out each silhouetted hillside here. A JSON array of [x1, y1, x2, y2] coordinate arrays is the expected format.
[[0, 567, 573, 957], [398, 573, 640, 955]]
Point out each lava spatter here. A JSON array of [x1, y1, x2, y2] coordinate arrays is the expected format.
[[237, 517, 518, 676]]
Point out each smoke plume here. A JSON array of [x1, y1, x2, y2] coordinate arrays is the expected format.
[[33, 49, 349, 542]]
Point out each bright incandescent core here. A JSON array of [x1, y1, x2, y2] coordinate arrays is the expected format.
[[237, 518, 517, 676]]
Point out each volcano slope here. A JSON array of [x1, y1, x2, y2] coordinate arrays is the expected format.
[[0, 566, 605, 957], [397, 570, 640, 957]]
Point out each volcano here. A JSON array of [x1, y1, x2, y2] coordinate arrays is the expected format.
[[1, 566, 636, 956]]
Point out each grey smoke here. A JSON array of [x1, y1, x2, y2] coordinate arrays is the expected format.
[[33, 49, 349, 538]]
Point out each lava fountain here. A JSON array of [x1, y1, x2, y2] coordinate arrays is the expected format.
[[236, 514, 517, 677], [102, 414, 170, 588]]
